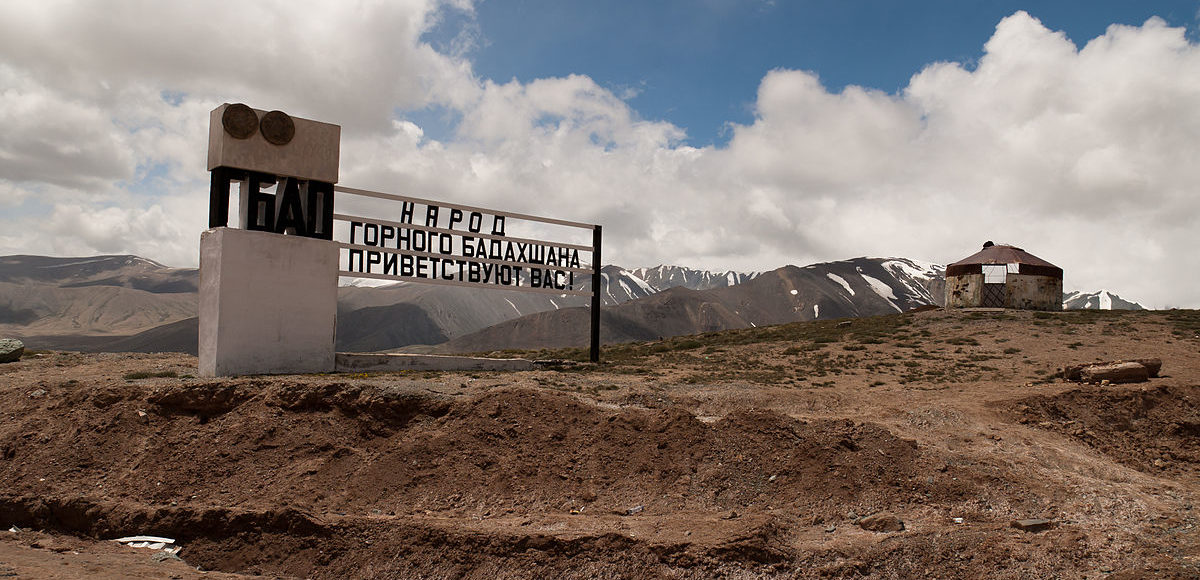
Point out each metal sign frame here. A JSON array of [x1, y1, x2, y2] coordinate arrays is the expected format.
[[333, 185, 603, 362]]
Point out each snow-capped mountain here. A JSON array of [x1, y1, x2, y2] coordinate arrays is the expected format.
[[428, 257, 952, 352], [628, 265, 759, 292], [1063, 290, 1144, 310], [803, 257, 945, 316]]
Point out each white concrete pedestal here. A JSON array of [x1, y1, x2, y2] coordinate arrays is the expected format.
[[199, 227, 338, 376]]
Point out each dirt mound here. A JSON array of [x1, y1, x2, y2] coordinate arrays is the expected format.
[[0, 376, 996, 577], [369, 388, 928, 517], [1004, 384, 1200, 478], [2, 381, 932, 521]]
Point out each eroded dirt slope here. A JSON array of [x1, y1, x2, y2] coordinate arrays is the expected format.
[[1, 308, 1198, 578]]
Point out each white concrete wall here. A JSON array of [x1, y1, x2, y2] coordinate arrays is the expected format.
[[946, 272, 1062, 311], [199, 227, 338, 376]]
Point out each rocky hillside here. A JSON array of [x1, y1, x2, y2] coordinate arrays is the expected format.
[[0, 255, 197, 338], [0, 256, 756, 353], [425, 258, 947, 353]]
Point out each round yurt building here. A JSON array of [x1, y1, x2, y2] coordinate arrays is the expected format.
[[945, 242, 1062, 311]]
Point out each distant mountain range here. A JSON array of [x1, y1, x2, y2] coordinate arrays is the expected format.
[[0, 253, 1144, 355], [1063, 290, 1145, 310], [419, 257, 945, 352]]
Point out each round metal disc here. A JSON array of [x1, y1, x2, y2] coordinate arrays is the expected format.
[[221, 103, 258, 139], [260, 110, 295, 146]]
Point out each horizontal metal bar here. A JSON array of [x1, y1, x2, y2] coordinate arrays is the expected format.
[[336, 185, 597, 230], [332, 213, 594, 252], [338, 270, 593, 297], [337, 242, 596, 275]]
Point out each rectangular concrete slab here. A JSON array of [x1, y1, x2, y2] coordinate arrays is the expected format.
[[199, 227, 338, 376], [207, 104, 340, 183], [336, 353, 534, 372]]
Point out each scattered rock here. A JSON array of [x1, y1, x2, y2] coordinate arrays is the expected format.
[[1011, 518, 1053, 532], [29, 389, 46, 398], [857, 512, 904, 532], [150, 551, 182, 563], [0, 338, 24, 363], [1061, 359, 1161, 383], [1081, 362, 1150, 384]]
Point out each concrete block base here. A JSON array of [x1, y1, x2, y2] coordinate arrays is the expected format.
[[335, 353, 534, 372], [199, 227, 338, 376]]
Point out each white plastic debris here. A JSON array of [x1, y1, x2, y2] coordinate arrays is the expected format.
[[112, 535, 181, 555]]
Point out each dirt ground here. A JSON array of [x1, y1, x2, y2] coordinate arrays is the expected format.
[[1, 308, 1197, 578]]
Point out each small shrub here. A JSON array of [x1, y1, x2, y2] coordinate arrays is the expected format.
[[123, 370, 178, 380], [672, 339, 704, 351]]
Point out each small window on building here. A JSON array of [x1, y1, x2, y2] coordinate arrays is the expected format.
[[982, 264, 1007, 284], [1007, 263, 1020, 274]]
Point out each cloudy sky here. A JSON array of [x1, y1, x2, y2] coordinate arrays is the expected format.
[[2, 1, 1199, 308]]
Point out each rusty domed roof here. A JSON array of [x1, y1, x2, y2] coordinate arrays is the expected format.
[[946, 241, 1062, 279]]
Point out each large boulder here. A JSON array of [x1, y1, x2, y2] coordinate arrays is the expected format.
[[0, 338, 24, 363]]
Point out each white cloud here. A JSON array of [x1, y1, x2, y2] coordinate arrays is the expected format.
[[705, 11, 1200, 307], [0, 6, 1198, 308]]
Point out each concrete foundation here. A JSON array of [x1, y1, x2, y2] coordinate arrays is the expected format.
[[199, 227, 338, 376], [335, 353, 535, 372]]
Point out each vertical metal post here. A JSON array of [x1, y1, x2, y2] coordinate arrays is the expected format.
[[590, 225, 602, 363]]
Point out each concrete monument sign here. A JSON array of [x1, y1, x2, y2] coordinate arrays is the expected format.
[[201, 103, 602, 376], [200, 104, 341, 376]]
